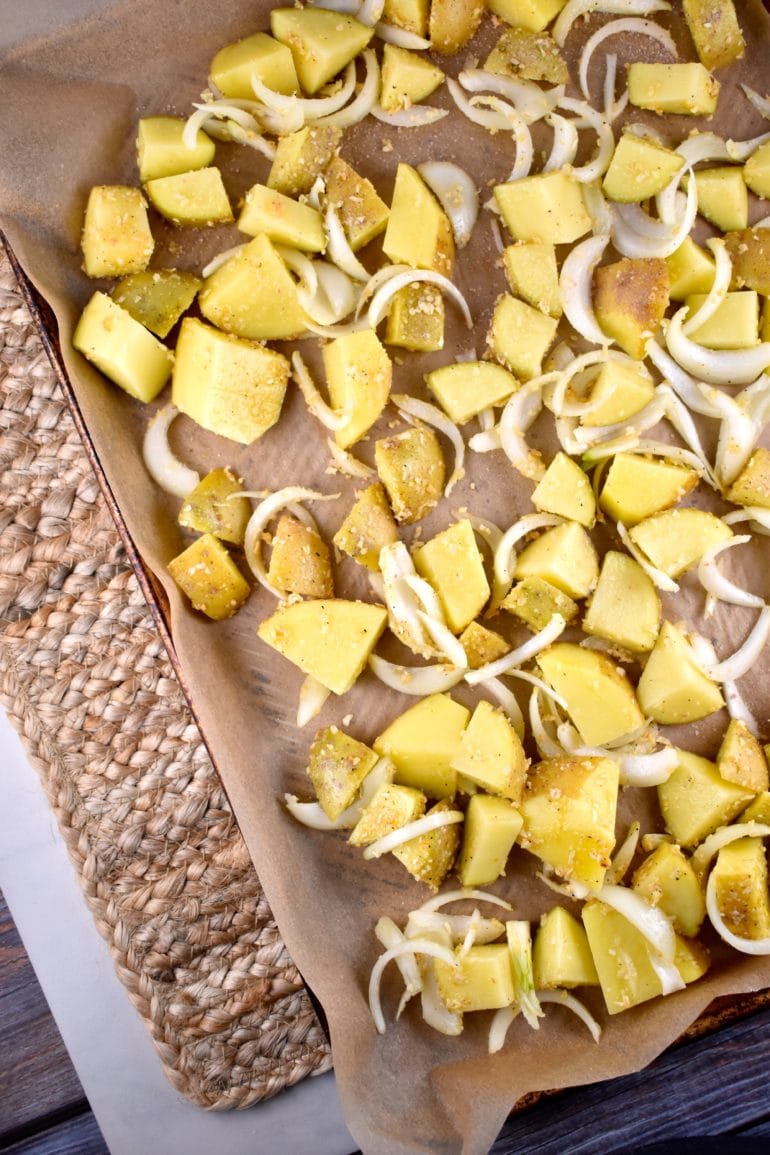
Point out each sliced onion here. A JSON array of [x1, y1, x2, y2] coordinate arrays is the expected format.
[[369, 938, 457, 1034], [645, 340, 722, 418], [702, 385, 763, 489], [603, 53, 628, 123], [529, 688, 566, 758], [470, 96, 533, 181], [492, 512, 564, 607], [297, 675, 332, 728], [596, 885, 678, 970], [183, 101, 260, 149], [371, 103, 449, 126], [616, 521, 679, 593], [724, 678, 761, 736], [363, 809, 464, 859], [417, 162, 479, 248], [489, 213, 505, 254], [619, 746, 679, 787], [325, 202, 371, 281], [416, 888, 514, 914], [692, 822, 770, 880], [498, 379, 547, 480], [380, 541, 432, 656], [578, 17, 676, 103], [286, 757, 394, 830], [559, 234, 611, 346], [291, 351, 351, 430], [201, 244, 247, 278], [703, 605, 770, 683], [553, 0, 671, 46], [458, 69, 562, 124], [358, 0, 385, 24], [244, 487, 338, 596], [655, 389, 717, 487], [698, 536, 764, 611], [469, 426, 503, 453], [682, 239, 732, 336], [544, 113, 579, 173], [606, 822, 641, 885], [667, 307, 770, 386], [298, 261, 359, 326], [724, 506, 770, 537], [375, 916, 422, 1017], [368, 654, 465, 694], [393, 393, 465, 495], [368, 269, 473, 329], [677, 132, 729, 167], [316, 48, 380, 128], [416, 611, 469, 669], [741, 84, 770, 121], [583, 180, 612, 235], [375, 21, 431, 49], [556, 96, 615, 183], [275, 245, 318, 293], [488, 1005, 519, 1053], [465, 614, 567, 685], [408, 910, 505, 945], [142, 405, 199, 499], [250, 77, 305, 134], [284, 794, 348, 831], [223, 119, 277, 158], [501, 668, 568, 710], [536, 989, 602, 1042], [478, 675, 525, 738], [706, 872, 770, 955], [478, 407, 496, 432], [462, 512, 505, 553], [327, 438, 374, 478], [611, 168, 696, 259], [447, 77, 516, 130], [572, 392, 667, 448]]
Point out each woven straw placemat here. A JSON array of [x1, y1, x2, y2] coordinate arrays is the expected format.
[[0, 246, 332, 1108]]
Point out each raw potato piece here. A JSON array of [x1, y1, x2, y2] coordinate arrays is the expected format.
[[237, 185, 325, 252], [582, 551, 660, 654], [629, 509, 732, 579], [267, 515, 334, 598], [457, 793, 523, 887], [599, 454, 699, 526], [531, 453, 595, 528], [632, 843, 706, 938], [682, 0, 745, 70], [484, 27, 568, 84], [375, 426, 445, 524], [380, 45, 444, 111], [136, 117, 215, 183], [666, 237, 716, 301], [724, 229, 770, 295], [711, 838, 770, 939], [413, 519, 490, 633], [582, 901, 664, 1015], [726, 449, 770, 508], [637, 621, 724, 726], [488, 294, 558, 381], [210, 31, 299, 99], [167, 533, 250, 621], [332, 483, 399, 571], [744, 143, 770, 201], [536, 644, 644, 748], [145, 168, 233, 226], [383, 0, 429, 36], [73, 293, 172, 403], [513, 521, 598, 600], [533, 908, 598, 990], [385, 284, 445, 353], [717, 719, 769, 793], [503, 242, 562, 318], [392, 799, 462, 889], [198, 234, 307, 341], [495, 172, 591, 245], [172, 318, 290, 445], [323, 330, 392, 450], [450, 701, 528, 803], [324, 157, 389, 252], [694, 168, 748, 233], [593, 258, 669, 360], [520, 756, 619, 891], [459, 622, 509, 669], [502, 577, 578, 633], [374, 694, 470, 799], [267, 125, 343, 196], [383, 164, 454, 277], [435, 945, 515, 1012], [349, 783, 426, 847], [486, 0, 566, 34], [658, 750, 755, 848], [270, 8, 374, 94], [111, 270, 200, 339], [602, 133, 684, 203], [581, 361, 655, 428], [178, 468, 250, 546], [428, 0, 484, 55], [627, 63, 719, 116], [685, 291, 759, 350], [425, 361, 518, 425], [81, 186, 154, 279], [307, 727, 379, 820], [257, 599, 388, 695]]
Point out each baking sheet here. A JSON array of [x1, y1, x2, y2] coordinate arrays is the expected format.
[[2, 3, 770, 1152]]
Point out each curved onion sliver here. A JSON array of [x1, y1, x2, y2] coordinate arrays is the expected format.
[[142, 405, 200, 498], [559, 234, 612, 346], [578, 17, 676, 102], [667, 308, 770, 386], [368, 654, 465, 694], [553, 0, 671, 46], [417, 162, 479, 248]]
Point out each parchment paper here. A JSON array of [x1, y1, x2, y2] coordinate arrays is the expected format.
[[2, 3, 770, 1152]]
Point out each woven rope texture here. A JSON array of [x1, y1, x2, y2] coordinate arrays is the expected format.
[[0, 248, 332, 1108]]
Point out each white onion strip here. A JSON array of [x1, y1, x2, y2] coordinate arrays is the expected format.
[[368, 269, 473, 329], [201, 244, 247, 278], [578, 17, 676, 102], [742, 84, 770, 121], [243, 487, 338, 597], [498, 379, 547, 480], [286, 757, 395, 831], [479, 675, 526, 738], [666, 307, 770, 386], [488, 1005, 520, 1053], [368, 654, 464, 694], [417, 162, 479, 248], [371, 103, 448, 126], [417, 888, 514, 914], [682, 239, 732, 336], [611, 169, 696, 259], [645, 340, 722, 418], [557, 96, 615, 183], [291, 351, 352, 430], [327, 438, 374, 478], [596, 885, 680, 990], [393, 394, 465, 495], [698, 536, 764, 612], [703, 605, 770, 683], [363, 810, 464, 859], [325, 202, 371, 281], [458, 69, 562, 124], [559, 234, 611, 346], [369, 939, 456, 1034], [374, 21, 431, 49], [316, 49, 380, 128], [692, 823, 770, 880], [142, 405, 200, 499], [529, 689, 565, 759], [465, 614, 566, 684], [297, 675, 332, 728], [375, 916, 422, 1018], [616, 521, 680, 593], [537, 989, 602, 1043], [492, 513, 564, 608], [553, 0, 671, 46], [619, 746, 679, 788], [544, 113, 579, 172], [606, 822, 641, 885]]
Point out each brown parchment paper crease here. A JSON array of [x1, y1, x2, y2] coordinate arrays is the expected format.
[[2, 2, 770, 1151]]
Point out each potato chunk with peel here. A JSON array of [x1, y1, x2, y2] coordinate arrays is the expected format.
[[145, 167, 233, 226], [267, 515, 334, 598], [267, 125, 343, 197], [657, 749, 754, 847], [533, 907, 598, 990], [81, 186, 154, 279], [531, 453, 595, 528], [637, 622, 724, 726], [629, 509, 732, 579], [712, 838, 770, 939], [457, 793, 523, 887], [167, 533, 250, 621], [484, 27, 568, 84], [323, 330, 392, 450], [383, 164, 454, 277], [593, 258, 669, 360], [332, 482, 399, 571], [632, 843, 706, 938], [450, 701, 528, 803], [435, 945, 515, 1013], [582, 901, 664, 1015], [513, 521, 598, 600], [374, 694, 470, 799], [270, 8, 374, 94], [178, 467, 250, 546], [324, 156, 389, 252], [308, 726, 379, 820], [502, 577, 578, 633], [717, 719, 769, 793], [682, 0, 745, 71], [383, 0, 428, 36], [536, 644, 644, 748], [237, 185, 325, 252], [503, 241, 562, 318], [725, 229, 770, 296], [599, 454, 699, 526], [602, 133, 684, 204], [392, 799, 462, 889], [726, 448, 770, 509], [375, 426, 445, 524], [459, 622, 509, 669], [583, 551, 660, 654], [385, 283, 445, 354], [198, 234, 307, 341], [520, 756, 619, 891], [73, 292, 172, 403], [428, 0, 484, 55], [627, 63, 719, 117], [111, 269, 200, 339], [414, 519, 490, 633], [349, 783, 426, 847], [257, 599, 387, 695]]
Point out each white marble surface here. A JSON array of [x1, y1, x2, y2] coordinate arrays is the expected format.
[[0, 706, 355, 1154]]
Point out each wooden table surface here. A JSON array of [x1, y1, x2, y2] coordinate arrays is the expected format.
[[4, 889, 770, 1155]]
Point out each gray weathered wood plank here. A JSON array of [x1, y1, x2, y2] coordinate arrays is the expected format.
[[2, 1112, 107, 1155]]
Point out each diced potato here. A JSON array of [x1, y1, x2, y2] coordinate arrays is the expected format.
[[383, 0, 429, 36], [375, 426, 445, 523], [726, 448, 770, 508], [374, 693, 470, 799], [717, 719, 769, 793], [682, 0, 745, 70], [583, 551, 660, 654], [741, 791, 770, 825], [582, 900, 663, 1014], [383, 164, 454, 277], [599, 453, 699, 526], [724, 228, 770, 295], [486, 0, 566, 33], [332, 482, 399, 571], [81, 186, 154, 279], [602, 133, 684, 203], [237, 184, 325, 251], [450, 700, 528, 803], [323, 329, 391, 449], [513, 521, 599, 600], [178, 467, 250, 546], [267, 124, 342, 196], [393, 799, 462, 889], [694, 167, 748, 232], [308, 726, 379, 820], [435, 945, 515, 1013], [172, 317, 290, 444], [167, 533, 250, 621], [428, 0, 484, 54], [632, 842, 706, 938], [593, 258, 669, 359], [324, 156, 389, 252], [111, 270, 200, 338], [136, 117, 216, 183], [533, 907, 598, 990], [744, 142, 770, 200], [503, 241, 562, 318], [426, 361, 518, 425], [270, 7, 373, 94], [267, 515, 334, 598], [459, 621, 509, 669], [488, 293, 558, 381], [457, 793, 523, 887], [658, 749, 755, 847], [495, 171, 591, 245], [198, 233, 307, 341], [629, 508, 732, 579], [537, 643, 645, 748], [414, 519, 490, 633], [685, 290, 759, 350], [520, 756, 619, 891], [502, 577, 578, 633], [581, 360, 655, 428], [385, 283, 445, 353], [666, 237, 716, 301], [531, 453, 595, 528], [73, 292, 172, 403], [627, 63, 719, 116], [484, 27, 568, 84], [380, 44, 444, 110], [210, 31, 299, 99], [257, 599, 387, 694], [144, 167, 233, 226], [712, 838, 770, 938], [675, 935, 711, 984], [637, 621, 724, 726], [349, 782, 426, 847]]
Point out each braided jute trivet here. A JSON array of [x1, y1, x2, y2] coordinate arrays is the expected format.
[[0, 247, 332, 1108]]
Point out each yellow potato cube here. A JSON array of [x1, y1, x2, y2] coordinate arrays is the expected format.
[[632, 843, 706, 938], [144, 167, 233, 226], [385, 283, 445, 353], [488, 294, 558, 381], [375, 426, 445, 523], [450, 700, 528, 803], [257, 599, 387, 695], [537, 643, 644, 748], [712, 838, 770, 939], [425, 361, 518, 425], [267, 125, 343, 197], [307, 726, 379, 820], [459, 621, 509, 669], [741, 791, 770, 825], [178, 467, 250, 546], [484, 27, 568, 84], [582, 551, 660, 654], [383, 164, 454, 276], [210, 31, 299, 99], [413, 519, 490, 633], [435, 945, 515, 1012], [457, 793, 523, 887], [602, 133, 684, 203], [593, 257, 669, 359], [682, 0, 745, 71], [666, 237, 716, 301], [392, 799, 462, 889], [502, 577, 578, 633], [198, 233, 307, 341], [486, 0, 566, 33], [717, 719, 769, 793], [582, 900, 663, 1015], [323, 329, 392, 449], [658, 749, 755, 847], [726, 448, 770, 509], [599, 453, 698, 526], [237, 184, 325, 251], [495, 171, 592, 245], [81, 185, 154, 279], [324, 156, 389, 252], [267, 515, 334, 598], [380, 44, 444, 111], [270, 7, 374, 94], [629, 508, 732, 579], [637, 621, 724, 727], [383, 0, 428, 36], [675, 937, 711, 985], [428, 0, 484, 53], [725, 229, 770, 295], [685, 290, 759, 349], [111, 269, 200, 339], [503, 241, 562, 318], [136, 116, 215, 183], [167, 533, 250, 621], [172, 317, 290, 445], [349, 782, 426, 847], [513, 521, 599, 600], [744, 142, 770, 201], [533, 907, 598, 990], [531, 452, 595, 528], [73, 292, 172, 403], [694, 167, 748, 232], [374, 693, 470, 799], [627, 63, 719, 116], [581, 360, 655, 428], [332, 482, 399, 571]]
